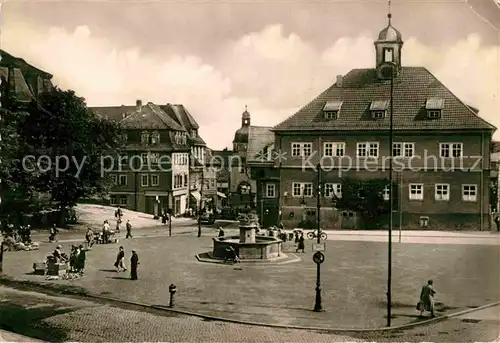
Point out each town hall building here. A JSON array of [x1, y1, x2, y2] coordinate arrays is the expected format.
[[253, 11, 496, 230]]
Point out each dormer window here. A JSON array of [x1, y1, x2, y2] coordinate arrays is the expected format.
[[151, 132, 160, 144], [370, 100, 389, 119], [425, 98, 444, 119], [323, 101, 343, 120], [324, 111, 338, 120], [191, 129, 197, 137]]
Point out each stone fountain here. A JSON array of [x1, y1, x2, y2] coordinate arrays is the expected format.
[[211, 212, 283, 261]]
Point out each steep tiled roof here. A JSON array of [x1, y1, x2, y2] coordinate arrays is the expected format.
[[0, 67, 34, 102], [0, 50, 53, 79], [160, 104, 206, 146], [91, 103, 185, 131], [273, 67, 496, 132], [246, 126, 274, 163], [91, 105, 136, 122]]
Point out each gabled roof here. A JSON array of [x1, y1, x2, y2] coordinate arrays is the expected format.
[[0, 50, 53, 79], [0, 67, 34, 102], [91, 102, 186, 131], [273, 67, 496, 132], [246, 126, 275, 163], [160, 104, 200, 130], [160, 104, 207, 146]]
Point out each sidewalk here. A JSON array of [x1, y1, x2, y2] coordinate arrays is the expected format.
[[0, 330, 42, 342]]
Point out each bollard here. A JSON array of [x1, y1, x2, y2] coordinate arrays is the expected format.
[[168, 284, 177, 308]]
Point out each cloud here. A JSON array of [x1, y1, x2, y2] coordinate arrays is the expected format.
[[2, 21, 499, 149]]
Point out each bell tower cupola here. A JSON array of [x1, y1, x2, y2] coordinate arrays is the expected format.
[[241, 105, 250, 127], [375, 0, 403, 79]]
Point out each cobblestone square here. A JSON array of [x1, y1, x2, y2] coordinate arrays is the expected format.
[[2, 230, 500, 329]]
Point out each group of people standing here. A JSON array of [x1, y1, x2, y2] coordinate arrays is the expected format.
[[114, 246, 140, 280]]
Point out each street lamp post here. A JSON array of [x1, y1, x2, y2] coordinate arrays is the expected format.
[[387, 62, 395, 326], [313, 162, 323, 312], [197, 172, 205, 238]]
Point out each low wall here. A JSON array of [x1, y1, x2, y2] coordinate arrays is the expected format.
[[280, 207, 492, 231], [212, 236, 282, 260]]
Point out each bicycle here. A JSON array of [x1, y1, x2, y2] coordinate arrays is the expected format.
[[307, 230, 327, 240]]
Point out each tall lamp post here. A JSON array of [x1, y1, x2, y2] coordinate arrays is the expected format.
[[197, 171, 205, 238], [386, 62, 395, 326], [313, 162, 323, 312]]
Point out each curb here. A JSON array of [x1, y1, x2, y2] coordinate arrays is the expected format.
[[1, 276, 498, 334]]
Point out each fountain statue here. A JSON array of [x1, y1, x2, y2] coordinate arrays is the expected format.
[[210, 211, 284, 262]]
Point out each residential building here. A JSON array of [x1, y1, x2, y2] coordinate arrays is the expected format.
[[210, 148, 232, 208], [490, 141, 500, 213], [252, 12, 495, 230], [92, 101, 191, 216]]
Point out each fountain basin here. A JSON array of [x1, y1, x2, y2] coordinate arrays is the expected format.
[[212, 235, 282, 260]]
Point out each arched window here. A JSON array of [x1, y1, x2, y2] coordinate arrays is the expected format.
[[239, 182, 251, 195]]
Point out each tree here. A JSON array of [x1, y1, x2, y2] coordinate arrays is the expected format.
[[7, 88, 122, 226], [334, 177, 395, 229]]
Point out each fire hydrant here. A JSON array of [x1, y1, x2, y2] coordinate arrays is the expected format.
[[168, 284, 177, 308]]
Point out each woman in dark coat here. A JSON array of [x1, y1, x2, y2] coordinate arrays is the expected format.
[[76, 245, 86, 273], [130, 250, 139, 280], [296, 233, 305, 253]]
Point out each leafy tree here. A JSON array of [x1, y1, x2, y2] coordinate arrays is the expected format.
[[333, 177, 395, 229], [4, 87, 122, 226]]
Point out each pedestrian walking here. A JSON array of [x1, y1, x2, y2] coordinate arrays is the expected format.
[[296, 233, 305, 253], [49, 224, 59, 242], [126, 220, 133, 239], [161, 211, 167, 225], [115, 206, 123, 220], [130, 250, 139, 280], [115, 218, 121, 233], [114, 246, 127, 272], [218, 226, 224, 237], [102, 220, 110, 243], [494, 215, 500, 232], [76, 244, 86, 274], [85, 228, 94, 250], [417, 280, 437, 318]]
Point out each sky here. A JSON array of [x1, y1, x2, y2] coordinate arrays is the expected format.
[[1, 0, 500, 150]]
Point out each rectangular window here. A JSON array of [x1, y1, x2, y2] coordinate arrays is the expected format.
[[266, 184, 276, 198], [141, 174, 149, 187], [323, 142, 345, 157], [292, 183, 302, 197], [150, 153, 159, 164], [324, 111, 338, 120], [292, 182, 313, 197], [358, 142, 379, 157], [302, 143, 312, 156], [435, 183, 450, 201], [409, 183, 423, 200], [111, 174, 117, 185], [151, 174, 159, 186], [393, 142, 414, 157], [110, 196, 117, 205], [291, 143, 313, 157], [440, 143, 462, 158], [372, 110, 386, 119], [141, 133, 149, 144], [119, 196, 127, 206], [303, 183, 313, 197], [118, 175, 127, 186], [324, 183, 342, 198], [184, 174, 188, 187], [462, 184, 477, 202], [428, 110, 441, 119], [384, 47, 394, 62], [118, 155, 128, 168], [141, 153, 148, 164]]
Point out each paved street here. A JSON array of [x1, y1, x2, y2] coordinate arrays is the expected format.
[[0, 286, 499, 342], [3, 228, 499, 330]]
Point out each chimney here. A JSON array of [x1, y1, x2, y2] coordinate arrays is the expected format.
[[336, 75, 343, 87], [136, 99, 142, 112]]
